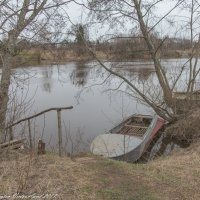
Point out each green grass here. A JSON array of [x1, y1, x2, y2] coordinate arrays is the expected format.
[[97, 188, 122, 200]]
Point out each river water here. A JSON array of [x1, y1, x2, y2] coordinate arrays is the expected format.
[[8, 59, 199, 154]]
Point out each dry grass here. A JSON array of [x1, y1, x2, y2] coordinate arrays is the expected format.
[[0, 145, 199, 200], [166, 108, 200, 142], [144, 142, 200, 200], [10, 48, 119, 66]]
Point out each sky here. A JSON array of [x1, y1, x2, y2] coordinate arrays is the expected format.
[[64, 0, 192, 40], [0, 0, 192, 42]]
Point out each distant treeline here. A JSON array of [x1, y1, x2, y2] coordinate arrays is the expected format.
[[94, 35, 192, 60], [0, 35, 193, 66], [31, 34, 192, 60]]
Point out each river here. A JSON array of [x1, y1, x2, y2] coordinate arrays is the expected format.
[[8, 58, 199, 154]]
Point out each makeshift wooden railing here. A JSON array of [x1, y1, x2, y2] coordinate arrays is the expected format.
[[6, 106, 73, 156]]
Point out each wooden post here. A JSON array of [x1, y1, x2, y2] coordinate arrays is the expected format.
[[57, 109, 62, 156], [28, 119, 33, 149], [123, 134, 126, 156], [4, 106, 73, 155], [38, 140, 45, 154], [9, 127, 13, 141]]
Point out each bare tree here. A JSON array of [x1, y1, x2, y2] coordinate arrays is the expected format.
[[183, 0, 200, 95], [71, 23, 90, 56], [86, 0, 200, 124], [0, 0, 74, 143]]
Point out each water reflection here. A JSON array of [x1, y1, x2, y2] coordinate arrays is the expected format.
[[137, 68, 154, 81], [12, 60, 174, 154], [41, 67, 53, 93], [116, 62, 155, 81], [70, 62, 90, 87], [125, 67, 154, 81]]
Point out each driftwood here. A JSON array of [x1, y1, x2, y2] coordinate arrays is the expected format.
[[0, 138, 25, 150]]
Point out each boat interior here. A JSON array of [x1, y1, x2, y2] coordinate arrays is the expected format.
[[111, 115, 152, 138]]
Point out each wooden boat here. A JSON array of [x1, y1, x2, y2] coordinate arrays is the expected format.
[[90, 114, 165, 162]]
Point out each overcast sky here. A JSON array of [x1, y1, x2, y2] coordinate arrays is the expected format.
[[64, 1, 193, 40]]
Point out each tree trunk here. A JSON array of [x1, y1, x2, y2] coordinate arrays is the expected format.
[[133, 0, 175, 111], [0, 53, 12, 143]]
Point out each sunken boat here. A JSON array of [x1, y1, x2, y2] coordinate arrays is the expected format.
[[90, 114, 165, 162]]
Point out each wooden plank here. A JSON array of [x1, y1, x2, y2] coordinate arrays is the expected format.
[[117, 123, 148, 137], [134, 129, 143, 135], [125, 124, 148, 129], [129, 126, 146, 137], [138, 129, 144, 136], [2, 143, 23, 150], [0, 138, 25, 148], [119, 126, 129, 135]]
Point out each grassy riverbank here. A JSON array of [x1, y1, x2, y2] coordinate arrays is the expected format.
[[0, 143, 199, 200], [0, 48, 190, 68], [7, 49, 110, 67]]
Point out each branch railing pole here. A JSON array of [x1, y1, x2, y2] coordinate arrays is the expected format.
[[57, 109, 62, 156], [28, 119, 33, 149], [6, 106, 73, 129], [5, 106, 73, 155]]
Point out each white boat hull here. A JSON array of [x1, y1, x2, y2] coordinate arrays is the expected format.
[[90, 114, 165, 162]]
